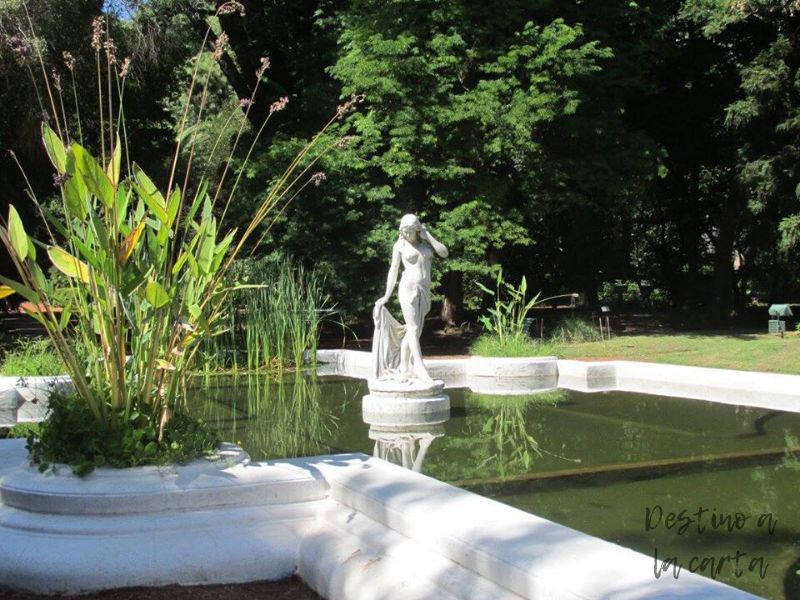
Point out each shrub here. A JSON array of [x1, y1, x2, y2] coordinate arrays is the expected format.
[[548, 316, 602, 344]]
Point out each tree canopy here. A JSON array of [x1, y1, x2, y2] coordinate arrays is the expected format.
[[2, 0, 798, 320]]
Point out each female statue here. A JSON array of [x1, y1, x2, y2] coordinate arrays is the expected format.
[[373, 214, 448, 383]]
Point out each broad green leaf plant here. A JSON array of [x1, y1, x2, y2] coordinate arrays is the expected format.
[[0, 3, 359, 461], [476, 267, 575, 344]]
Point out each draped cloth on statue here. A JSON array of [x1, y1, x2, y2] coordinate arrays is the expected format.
[[372, 281, 431, 380], [372, 306, 406, 379]]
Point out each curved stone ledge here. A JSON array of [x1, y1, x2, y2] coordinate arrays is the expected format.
[[465, 374, 558, 396], [0, 440, 759, 599], [0, 441, 326, 516], [469, 355, 558, 378]]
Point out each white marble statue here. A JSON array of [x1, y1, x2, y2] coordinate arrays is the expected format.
[[373, 214, 448, 384]]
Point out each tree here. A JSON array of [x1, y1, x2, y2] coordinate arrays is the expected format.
[[678, 0, 800, 310], [328, 0, 661, 323]]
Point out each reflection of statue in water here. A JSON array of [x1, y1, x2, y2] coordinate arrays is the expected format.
[[373, 214, 448, 384], [370, 425, 445, 473]]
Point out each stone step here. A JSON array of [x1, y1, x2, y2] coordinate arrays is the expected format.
[[298, 499, 524, 600]]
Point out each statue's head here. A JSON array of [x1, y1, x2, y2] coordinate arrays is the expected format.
[[399, 214, 422, 240]]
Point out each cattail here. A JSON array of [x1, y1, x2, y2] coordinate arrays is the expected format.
[[119, 57, 131, 78], [239, 98, 253, 108], [104, 39, 117, 64], [311, 172, 326, 187], [52, 69, 62, 91], [53, 173, 71, 187], [256, 56, 270, 79], [218, 2, 245, 15], [9, 35, 31, 58], [336, 136, 356, 149]]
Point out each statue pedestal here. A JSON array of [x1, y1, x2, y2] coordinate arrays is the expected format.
[[367, 377, 445, 397], [362, 392, 450, 426], [362, 385, 450, 473], [363, 378, 449, 426]]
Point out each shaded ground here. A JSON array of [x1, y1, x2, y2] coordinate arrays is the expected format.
[[0, 578, 321, 600]]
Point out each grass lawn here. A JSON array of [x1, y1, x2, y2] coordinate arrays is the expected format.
[[554, 331, 800, 375]]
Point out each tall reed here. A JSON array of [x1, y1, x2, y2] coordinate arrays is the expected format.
[[206, 257, 335, 372]]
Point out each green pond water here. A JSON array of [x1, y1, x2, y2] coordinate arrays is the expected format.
[[187, 375, 800, 600]]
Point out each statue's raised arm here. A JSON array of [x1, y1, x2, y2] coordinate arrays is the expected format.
[[372, 214, 448, 386]]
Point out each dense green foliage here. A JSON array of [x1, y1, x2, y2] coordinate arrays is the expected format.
[[27, 392, 221, 476], [0, 1, 353, 474], [2, 0, 799, 327]]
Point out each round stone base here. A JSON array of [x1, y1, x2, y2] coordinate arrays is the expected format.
[[362, 393, 450, 427]]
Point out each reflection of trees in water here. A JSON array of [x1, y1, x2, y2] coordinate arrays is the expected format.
[[192, 373, 343, 460], [466, 390, 566, 479]]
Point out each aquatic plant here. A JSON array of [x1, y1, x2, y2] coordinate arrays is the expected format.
[[205, 256, 336, 373], [0, 5, 359, 473]]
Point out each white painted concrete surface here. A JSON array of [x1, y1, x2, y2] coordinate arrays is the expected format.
[[0, 440, 761, 599], [318, 349, 800, 412], [0, 439, 325, 595], [0, 352, 792, 598], [0, 375, 72, 426]]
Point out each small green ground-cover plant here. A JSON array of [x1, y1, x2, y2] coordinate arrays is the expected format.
[[0, 338, 65, 376], [0, 422, 39, 440], [1, 5, 358, 474]]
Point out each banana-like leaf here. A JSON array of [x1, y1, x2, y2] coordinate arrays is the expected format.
[[49, 246, 91, 283], [132, 164, 168, 224], [157, 186, 180, 246], [197, 219, 216, 275], [115, 187, 131, 229], [0, 275, 39, 304], [42, 123, 67, 172], [145, 280, 170, 308], [62, 151, 89, 219], [119, 221, 145, 265], [73, 144, 114, 208], [211, 229, 236, 272], [107, 135, 121, 187], [71, 237, 102, 271], [58, 302, 72, 331], [8, 206, 29, 260], [186, 180, 208, 224], [30, 262, 48, 295]]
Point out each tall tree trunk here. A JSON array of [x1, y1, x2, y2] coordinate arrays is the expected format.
[[440, 270, 463, 328], [712, 205, 736, 321]]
